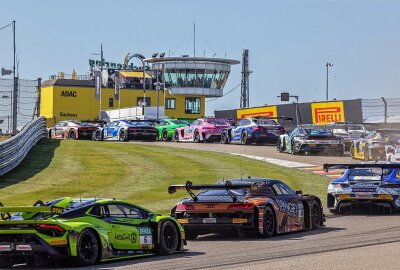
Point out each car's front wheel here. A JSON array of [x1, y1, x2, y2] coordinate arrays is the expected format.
[[93, 129, 102, 141], [311, 201, 322, 229], [156, 221, 179, 255], [162, 129, 170, 141], [194, 130, 201, 143], [174, 130, 180, 142], [75, 229, 100, 266], [221, 130, 230, 144], [119, 129, 127, 141], [68, 129, 76, 140]]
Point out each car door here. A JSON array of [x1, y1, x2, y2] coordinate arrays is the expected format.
[[285, 128, 298, 152], [271, 183, 304, 233], [104, 203, 153, 251], [233, 119, 244, 140], [106, 121, 118, 138]]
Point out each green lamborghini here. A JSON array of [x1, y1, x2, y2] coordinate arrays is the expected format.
[[0, 198, 186, 267], [155, 119, 189, 141]]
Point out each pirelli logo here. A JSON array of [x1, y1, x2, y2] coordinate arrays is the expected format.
[[311, 101, 345, 124], [237, 106, 277, 119]]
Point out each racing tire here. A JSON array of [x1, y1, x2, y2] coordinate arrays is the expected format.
[[173, 130, 180, 142], [156, 221, 179, 255], [185, 231, 198, 240], [221, 130, 230, 144], [74, 229, 100, 266], [241, 131, 251, 145], [262, 206, 276, 238], [119, 129, 128, 141], [364, 145, 370, 162], [194, 130, 201, 143], [93, 129, 102, 141], [311, 201, 322, 229], [162, 129, 170, 141], [68, 129, 76, 140]]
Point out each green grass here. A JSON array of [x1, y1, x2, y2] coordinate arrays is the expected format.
[[0, 139, 330, 214]]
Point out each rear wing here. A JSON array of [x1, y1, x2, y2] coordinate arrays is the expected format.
[[323, 163, 400, 172], [0, 202, 64, 220], [252, 116, 293, 121], [168, 181, 257, 202], [300, 124, 347, 130]]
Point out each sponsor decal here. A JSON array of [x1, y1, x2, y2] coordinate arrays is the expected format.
[[61, 90, 77, 97], [232, 218, 247, 224], [16, 245, 32, 251], [60, 112, 78, 117], [115, 233, 137, 243], [237, 106, 277, 119], [379, 194, 392, 200], [205, 204, 216, 209], [140, 235, 152, 248], [177, 219, 189, 224], [352, 188, 376, 193], [0, 245, 11, 251], [50, 239, 67, 245], [51, 206, 64, 214], [138, 227, 152, 235], [311, 101, 345, 124], [276, 199, 298, 217]]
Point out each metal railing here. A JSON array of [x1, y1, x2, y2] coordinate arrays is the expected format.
[[0, 117, 47, 176]]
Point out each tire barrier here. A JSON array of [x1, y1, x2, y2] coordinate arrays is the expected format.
[[0, 117, 47, 176]]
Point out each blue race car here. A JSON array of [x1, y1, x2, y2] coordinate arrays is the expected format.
[[325, 163, 400, 214], [221, 117, 290, 145], [92, 119, 158, 142]]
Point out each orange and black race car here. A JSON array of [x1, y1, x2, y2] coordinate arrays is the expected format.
[[49, 120, 98, 140], [168, 178, 324, 239]]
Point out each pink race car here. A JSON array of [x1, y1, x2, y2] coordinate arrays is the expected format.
[[173, 118, 230, 143]]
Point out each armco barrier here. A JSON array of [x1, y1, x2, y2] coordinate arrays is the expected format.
[[0, 117, 47, 176]]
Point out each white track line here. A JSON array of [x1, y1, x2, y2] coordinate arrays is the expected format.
[[228, 153, 316, 168]]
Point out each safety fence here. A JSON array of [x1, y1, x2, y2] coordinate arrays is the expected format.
[[0, 117, 47, 176]]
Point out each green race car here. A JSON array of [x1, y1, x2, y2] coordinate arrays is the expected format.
[[0, 198, 185, 267], [155, 119, 189, 141]]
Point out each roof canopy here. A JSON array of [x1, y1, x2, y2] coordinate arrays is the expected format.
[[119, 71, 152, 79]]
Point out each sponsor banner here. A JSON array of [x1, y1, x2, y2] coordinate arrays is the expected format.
[[94, 70, 101, 100], [114, 71, 120, 100], [311, 101, 345, 124], [237, 106, 277, 119]]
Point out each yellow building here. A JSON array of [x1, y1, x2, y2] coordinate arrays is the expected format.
[[40, 56, 239, 127]]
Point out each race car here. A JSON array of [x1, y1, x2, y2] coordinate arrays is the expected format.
[[92, 119, 158, 142], [173, 118, 230, 143], [155, 119, 189, 141], [0, 198, 185, 268], [168, 178, 324, 239], [328, 122, 369, 151], [385, 144, 400, 162], [277, 125, 345, 155], [221, 117, 290, 145], [325, 163, 400, 214], [48, 121, 98, 140], [350, 129, 400, 161]]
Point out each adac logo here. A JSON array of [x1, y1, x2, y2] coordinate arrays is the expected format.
[[61, 90, 77, 97], [311, 101, 345, 124]]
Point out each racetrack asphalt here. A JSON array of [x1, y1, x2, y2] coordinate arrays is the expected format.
[[18, 141, 398, 269]]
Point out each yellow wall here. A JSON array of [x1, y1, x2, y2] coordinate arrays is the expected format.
[[40, 85, 205, 126]]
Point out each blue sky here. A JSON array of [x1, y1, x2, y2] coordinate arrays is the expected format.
[[1, 0, 399, 114]]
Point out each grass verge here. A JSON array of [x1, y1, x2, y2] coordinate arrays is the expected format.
[[0, 139, 330, 214]]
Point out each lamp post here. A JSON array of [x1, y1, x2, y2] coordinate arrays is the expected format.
[[326, 62, 333, 101], [132, 53, 146, 116]]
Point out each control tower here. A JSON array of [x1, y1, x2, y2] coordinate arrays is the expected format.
[[145, 57, 240, 98]]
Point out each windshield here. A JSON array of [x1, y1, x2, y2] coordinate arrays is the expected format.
[[305, 129, 333, 136], [128, 121, 156, 126], [206, 119, 228, 125], [348, 168, 392, 180], [347, 125, 364, 131], [171, 120, 188, 125], [256, 119, 279, 125]]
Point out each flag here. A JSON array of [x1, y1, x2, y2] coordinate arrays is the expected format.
[[94, 70, 101, 100], [114, 71, 120, 100]]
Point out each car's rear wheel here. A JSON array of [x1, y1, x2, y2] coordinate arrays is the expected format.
[[221, 130, 230, 144], [162, 129, 169, 141], [311, 201, 322, 229], [194, 130, 201, 143], [262, 206, 275, 238], [119, 129, 127, 141], [174, 130, 180, 142], [75, 229, 100, 266], [68, 129, 76, 140], [241, 131, 251, 145], [156, 221, 179, 255], [93, 129, 102, 141]]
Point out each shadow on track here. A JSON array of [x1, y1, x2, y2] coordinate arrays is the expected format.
[[0, 139, 60, 188]]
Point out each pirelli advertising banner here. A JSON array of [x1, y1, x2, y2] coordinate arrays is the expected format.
[[311, 101, 345, 124], [237, 106, 277, 119]]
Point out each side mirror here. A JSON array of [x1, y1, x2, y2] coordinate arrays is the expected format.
[[296, 190, 303, 195], [147, 213, 156, 220]]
